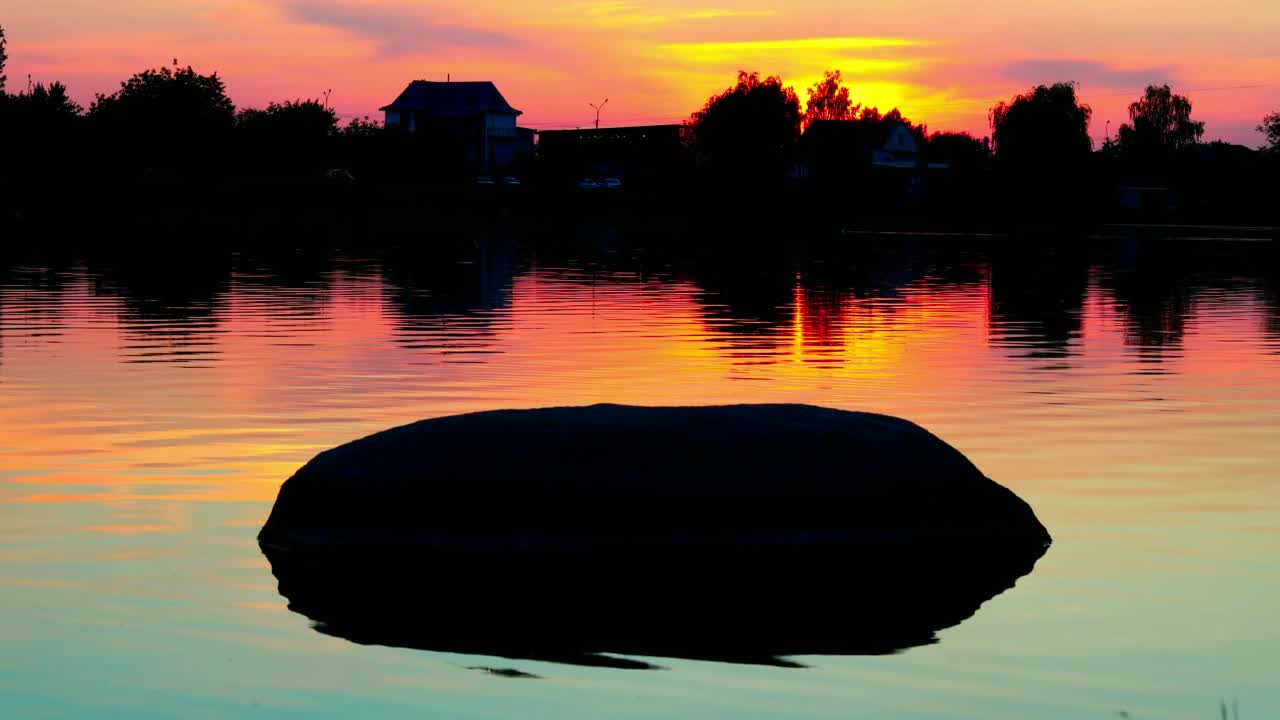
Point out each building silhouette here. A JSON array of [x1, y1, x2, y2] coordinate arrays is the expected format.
[[380, 80, 531, 172]]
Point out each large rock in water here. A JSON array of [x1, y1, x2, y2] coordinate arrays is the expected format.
[[260, 403, 1049, 550], [259, 404, 1051, 668]]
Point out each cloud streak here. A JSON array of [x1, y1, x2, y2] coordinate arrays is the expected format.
[[277, 0, 520, 57]]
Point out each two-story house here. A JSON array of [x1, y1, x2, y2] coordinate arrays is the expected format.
[[380, 81, 525, 172]]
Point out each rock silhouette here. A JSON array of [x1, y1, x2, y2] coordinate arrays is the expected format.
[[259, 404, 1050, 668]]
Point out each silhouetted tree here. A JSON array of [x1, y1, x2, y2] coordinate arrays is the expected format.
[[804, 70, 855, 128], [234, 99, 337, 172], [236, 99, 337, 172], [342, 116, 384, 137], [989, 83, 1092, 167], [0, 24, 8, 94], [927, 132, 988, 168], [1260, 111, 1280, 153], [0, 81, 85, 180], [237, 99, 336, 140], [89, 65, 235, 167], [686, 71, 801, 181], [988, 83, 1093, 223], [1117, 84, 1204, 154], [6, 81, 82, 118]]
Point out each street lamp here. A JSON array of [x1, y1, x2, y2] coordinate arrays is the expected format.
[[589, 98, 609, 130]]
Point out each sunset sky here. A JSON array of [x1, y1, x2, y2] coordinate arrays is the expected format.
[[4, 0, 1279, 144]]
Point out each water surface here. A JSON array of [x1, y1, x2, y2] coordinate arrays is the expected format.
[[2, 235, 1277, 719]]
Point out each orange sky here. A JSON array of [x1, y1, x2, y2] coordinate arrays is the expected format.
[[4, 0, 1279, 143]]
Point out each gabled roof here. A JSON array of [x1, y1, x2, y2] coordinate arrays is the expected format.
[[379, 81, 522, 117], [800, 119, 909, 152]]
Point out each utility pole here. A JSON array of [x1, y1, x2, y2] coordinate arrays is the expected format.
[[589, 98, 608, 130]]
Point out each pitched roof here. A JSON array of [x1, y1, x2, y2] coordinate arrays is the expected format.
[[800, 119, 900, 151], [379, 81, 522, 117]]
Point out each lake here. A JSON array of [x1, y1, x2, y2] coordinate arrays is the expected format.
[[1, 232, 1277, 719]]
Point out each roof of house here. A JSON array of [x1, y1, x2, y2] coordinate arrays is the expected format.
[[379, 81, 522, 117], [800, 119, 912, 152]]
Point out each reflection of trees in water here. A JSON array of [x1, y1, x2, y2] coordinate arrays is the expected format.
[[0, 263, 79, 372], [1102, 270, 1193, 359], [690, 242, 989, 365], [986, 244, 1089, 360], [381, 233, 517, 359], [231, 248, 359, 313], [692, 256, 796, 351], [1255, 251, 1280, 350], [227, 249, 383, 344], [1085, 240, 1280, 365], [1092, 242, 1271, 360], [86, 250, 232, 365], [89, 250, 231, 323]]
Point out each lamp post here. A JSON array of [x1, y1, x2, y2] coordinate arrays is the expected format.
[[589, 98, 609, 130]]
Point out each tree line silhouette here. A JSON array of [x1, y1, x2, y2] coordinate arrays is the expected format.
[[1, 21, 1277, 232], [684, 70, 1277, 227]]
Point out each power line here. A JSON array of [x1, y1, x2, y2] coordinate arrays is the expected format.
[[1086, 82, 1275, 98]]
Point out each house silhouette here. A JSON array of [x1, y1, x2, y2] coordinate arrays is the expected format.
[[380, 81, 527, 172]]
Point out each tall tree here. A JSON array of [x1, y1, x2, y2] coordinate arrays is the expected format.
[[0, 24, 8, 94], [686, 71, 802, 180], [989, 82, 1092, 168], [989, 82, 1093, 219], [1259, 111, 1280, 153], [1117, 84, 1204, 153], [804, 70, 856, 128]]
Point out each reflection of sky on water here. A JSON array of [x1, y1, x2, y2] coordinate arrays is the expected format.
[[1, 238, 1279, 718]]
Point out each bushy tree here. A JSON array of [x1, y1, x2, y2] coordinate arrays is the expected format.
[[1117, 84, 1204, 153], [804, 70, 854, 128], [237, 99, 337, 140], [989, 82, 1094, 220], [989, 82, 1092, 168], [686, 71, 802, 180], [13, 82, 82, 115], [1260, 111, 1280, 153], [0, 82, 83, 154], [89, 65, 235, 167], [927, 131, 988, 168], [235, 99, 338, 172], [341, 117, 384, 137]]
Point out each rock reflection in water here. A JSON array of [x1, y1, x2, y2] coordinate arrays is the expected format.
[[261, 541, 1047, 670]]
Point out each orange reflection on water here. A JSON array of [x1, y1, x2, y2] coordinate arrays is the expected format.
[[0, 252, 1278, 541]]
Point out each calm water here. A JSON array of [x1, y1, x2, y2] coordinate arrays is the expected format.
[[2, 235, 1278, 719]]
